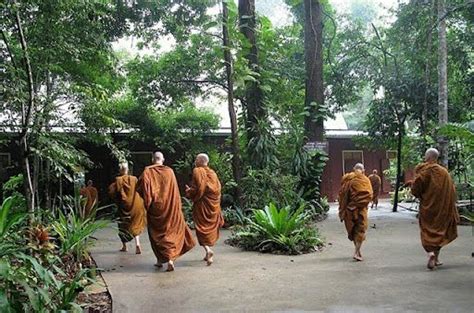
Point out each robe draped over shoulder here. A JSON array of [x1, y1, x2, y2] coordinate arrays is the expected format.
[[108, 175, 146, 242], [138, 165, 195, 262], [338, 172, 373, 242], [186, 166, 224, 246], [411, 162, 459, 252]]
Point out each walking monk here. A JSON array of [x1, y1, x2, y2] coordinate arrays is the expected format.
[[338, 163, 373, 261], [138, 152, 195, 271], [108, 162, 146, 254], [80, 180, 98, 218], [368, 169, 382, 209], [185, 153, 224, 266], [411, 148, 459, 270]]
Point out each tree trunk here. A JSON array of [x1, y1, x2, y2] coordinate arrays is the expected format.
[[421, 1, 435, 146], [437, 0, 448, 167], [392, 127, 403, 212], [14, 1, 36, 212], [238, 0, 265, 144], [222, 1, 243, 205], [303, 0, 324, 142]]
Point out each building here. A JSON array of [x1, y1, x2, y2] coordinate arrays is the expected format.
[[0, 114, 393, 204]]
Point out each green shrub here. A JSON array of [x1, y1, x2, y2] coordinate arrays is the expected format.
[[182, 197, 195, 229], [241, 169, 300, 210], [226, 202, 324, 255], [222, 206, 247, 228]]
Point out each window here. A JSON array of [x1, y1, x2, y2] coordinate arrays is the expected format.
[[129, 152, 153, 176], [342, 150, 364, 174]]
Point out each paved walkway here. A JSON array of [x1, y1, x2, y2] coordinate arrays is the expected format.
[[91, 201, 474, 312]]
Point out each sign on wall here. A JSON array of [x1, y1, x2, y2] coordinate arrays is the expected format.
[[304, 141, 328, 153]]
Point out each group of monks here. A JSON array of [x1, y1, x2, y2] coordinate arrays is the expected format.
[[83, 147, 458, 272], [338, 148, 459, 270], [107, 152, 223, 272]]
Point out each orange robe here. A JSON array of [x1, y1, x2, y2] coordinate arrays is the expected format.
[[186, 166, 224, 246], [411, 162, 459, 252], [138, 164, 195, 262], [338, 172, 373, 243], [80, 186, 98, 218], [368, 174, 381, 204], [108, 175, 147, 243]]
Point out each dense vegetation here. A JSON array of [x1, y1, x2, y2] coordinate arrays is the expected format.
[[0, 0, 472, 309]]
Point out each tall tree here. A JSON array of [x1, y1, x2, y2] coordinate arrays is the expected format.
[[222, 0, 243, 203], [303, 0, 324, 142], [238, 0, 266, 165], [438, 0, 449, 167]]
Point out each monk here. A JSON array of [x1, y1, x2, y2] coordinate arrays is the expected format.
[[185, 153, 224, 266], [80, 180, 98, 218], [108, 162, 147, 254], [411, 148, 459, 270], [338, 163, 373, 261], [368, 169, 382, 209], [138, 152, 196, 271]]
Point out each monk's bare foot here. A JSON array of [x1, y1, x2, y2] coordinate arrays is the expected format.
[[206, 250, 214, 266], [154, 262, 163, 268], [135, 246, 142, 254], [166, 261, 175, 272], [203, 253, 208, 262], [427, 253, 436, 270], [119, 245, 127, 252], [354, 255, 363, 262], [435, 261, 443, 267]]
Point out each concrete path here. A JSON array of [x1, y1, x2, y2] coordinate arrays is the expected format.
[[91, 201, 474, 312]]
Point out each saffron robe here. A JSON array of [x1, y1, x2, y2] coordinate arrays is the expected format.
[[368, 173, 382, 203], [186, 166, 224, 246], [108, 175, 147, 243], [338, 172, 373, 242], [80, 186, 98, 218], [138, 165, 195, 262], [411, 162, 459, 252]]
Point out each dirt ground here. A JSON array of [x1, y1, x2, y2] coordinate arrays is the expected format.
[[91, 201, 474, 312]]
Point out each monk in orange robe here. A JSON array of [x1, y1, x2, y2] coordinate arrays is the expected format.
[[80, 180, 98, 218], [138, 152, 196, 271], [338, 163, 373, 261], [411, 148, 459, 270], [108, 162, 147, 254], [185, 153, 224, 266], [368, 169, 382, 209]]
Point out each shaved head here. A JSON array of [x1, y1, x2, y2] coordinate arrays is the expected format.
[[195, 153, 209, 167], [353, 163, 365, 173], [119, 162, 129, 175], [373, 169, 378, 174], [152, 151, 165, 165], [424, 148, 439, 162], [87, 180, 93, 186]]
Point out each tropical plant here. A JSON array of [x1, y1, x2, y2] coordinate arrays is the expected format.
[[52, 209, 108, 262], [0, 253, 91, 312], [222, 206, 247, 228], [227, 202, 323, 254]]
